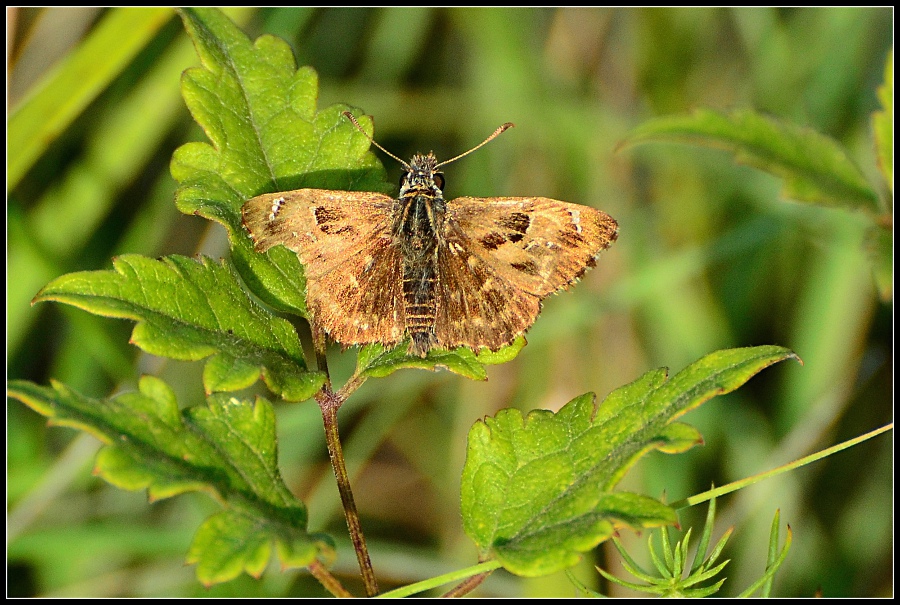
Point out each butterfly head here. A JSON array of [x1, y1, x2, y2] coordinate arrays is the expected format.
[[341, 112, 514, 202], [400, 153, 445, 198]]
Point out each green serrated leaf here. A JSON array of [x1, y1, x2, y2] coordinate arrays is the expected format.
[[7, 377, 333, 585], [171, 7, 391, 316], [653, 422, 704, 454], [188, 511, 273, 584], [34, 254, 324, 401], [185, 393, 296, 506], [461, 345, 799, 577], [187, 507, 330, 586], [461, 394, 676, 578], [356, 336, 526, 381], [622, 108, 879, 211], [597, 345, 800, 490], [872, 50, 892, 194], [475, 336, 528, 366]]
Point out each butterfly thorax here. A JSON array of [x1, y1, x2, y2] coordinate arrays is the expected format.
[[395, 153, 446, 356]]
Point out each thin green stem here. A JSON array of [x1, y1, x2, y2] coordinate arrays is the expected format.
[[377, 560, 502, 599], [336, 371, 367, 401], [670, 423, 893, 510]]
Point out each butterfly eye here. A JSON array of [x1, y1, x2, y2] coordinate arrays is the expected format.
[[433, 173, 445, 191]]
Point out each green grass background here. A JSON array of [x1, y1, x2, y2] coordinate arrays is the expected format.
[[7, 7, 892, 597]]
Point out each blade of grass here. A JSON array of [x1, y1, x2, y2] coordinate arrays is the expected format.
[[8, 7, 173, 189], [669, 423, 893, 510]]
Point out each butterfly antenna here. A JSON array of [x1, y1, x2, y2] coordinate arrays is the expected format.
[[342, 111, 410, 169], [435, 122, 515, 168]]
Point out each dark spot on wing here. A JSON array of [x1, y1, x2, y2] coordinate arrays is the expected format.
[[510, 260, 539, 275], [499, 212, 531, 243], [322, 224, 354, 235], [559, 230, 585, 249], [314, 206, 344, 224], [479, 232, 507, 250], [315, 206, 354, 235]]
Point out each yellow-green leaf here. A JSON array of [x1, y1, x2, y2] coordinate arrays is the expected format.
[[461, 346, 799, 577], [171, 7, 390, 316], [34, 254, 324, 401], [622, 109, 878, 211], [7, 377, 334, 586]]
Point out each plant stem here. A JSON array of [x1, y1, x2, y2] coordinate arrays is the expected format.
[[311, 322, 377, 595], [307, 559, 354, 598], [313, 324, 331, 389], [376, 560, 501, 598], [317, 385, 379, 597], [441, 569, 492, 598]]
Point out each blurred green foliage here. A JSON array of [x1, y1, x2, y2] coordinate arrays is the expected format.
[[7, 7, 892, 597]]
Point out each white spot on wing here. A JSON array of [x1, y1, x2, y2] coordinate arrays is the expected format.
[[269, 197, 285, 221], [569, 208, 582, 233]]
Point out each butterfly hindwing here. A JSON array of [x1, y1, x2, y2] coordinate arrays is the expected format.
[[434, 232, 541, 352], [305, 239, 406, 346]]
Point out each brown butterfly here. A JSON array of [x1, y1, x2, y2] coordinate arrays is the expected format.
[[242, 112, 618, 358]]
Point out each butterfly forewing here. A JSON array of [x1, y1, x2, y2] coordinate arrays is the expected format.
[[242, 189, 407, 346], [242, 190, 396, 277], [445, 196, 618, 297]]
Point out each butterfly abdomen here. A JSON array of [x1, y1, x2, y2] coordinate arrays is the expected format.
[[398, 193, 442, 356], [403, 264, 438, 357]]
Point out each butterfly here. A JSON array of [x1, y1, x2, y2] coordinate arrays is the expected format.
[[242, 112, 618, 358]]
